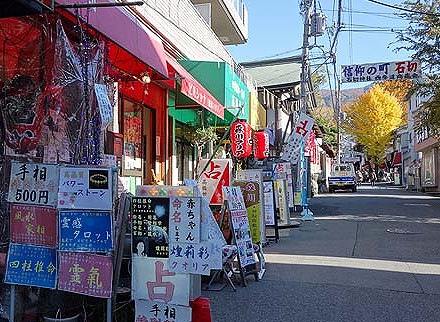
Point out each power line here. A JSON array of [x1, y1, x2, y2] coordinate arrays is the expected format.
[[366, 0, 440, 17]]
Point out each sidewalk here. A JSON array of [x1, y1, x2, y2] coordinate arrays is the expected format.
[[201, 189, 440, 322]]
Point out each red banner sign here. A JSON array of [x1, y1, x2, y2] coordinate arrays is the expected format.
[[10, 204, 57, 247]]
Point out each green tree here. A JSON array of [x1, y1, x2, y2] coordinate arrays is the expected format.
[[343, 84, 404, 165], [395, 0, 440, 133]]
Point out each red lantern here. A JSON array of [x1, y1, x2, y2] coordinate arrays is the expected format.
[[230, 120, 252, 158], [253, 130, 270, 159]]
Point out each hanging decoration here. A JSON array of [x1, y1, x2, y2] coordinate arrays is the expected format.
[[230, 119, 252, 158], [253, 130, 270, 159]]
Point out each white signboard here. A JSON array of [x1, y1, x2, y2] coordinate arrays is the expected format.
[[169, 241, 222, 275], [281, 112, 315, 164], [135, 299, 191, 322], [8, 161, 59, 207], [197, 159, 232, 205], [132, 257, 190, 306], [273, 162, 295, 208], [58, 167, 113, 210], [94, 83, 113, 128], [200, 198, 226, 244], [341, 60, 421, 83], [263, 181, 276, 226], [169, 197, 201, 244]]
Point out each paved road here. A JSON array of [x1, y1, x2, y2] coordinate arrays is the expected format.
[[201, 184, 440, 322]]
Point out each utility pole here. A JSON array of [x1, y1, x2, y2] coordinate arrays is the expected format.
[[300, 0, 313, 114], [299, 0, 314, 221]]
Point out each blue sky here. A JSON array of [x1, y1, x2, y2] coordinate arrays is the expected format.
[[227, 0, 414, 89]]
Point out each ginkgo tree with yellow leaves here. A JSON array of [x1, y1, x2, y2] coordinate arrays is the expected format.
[[343, 84, 405, 165]]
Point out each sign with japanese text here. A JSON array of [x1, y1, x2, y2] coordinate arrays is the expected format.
[[263, 181, 276, 226], [222, 186, 246, 211], [10, 204, 57, 248], [136, 185, 197, 198], [233, 181, 261, 244], [58, 167, 113, 210], [94, 83, 113, 128], [8, 161, 59, 207], [58, 252, 113, 298], [200, 198, 226, 244], [273, 162, 295, 208], [131, 257, 190, 306], [59, 211, 113, 252], [274, 179, 290, 226], [5, 243, 57, 289], [135, 299, 191, 322], [168, 241, 221, 275], [236, 169, 266, 244], [197, 159, 232, 205], [341, 60, 421, 83], [229, 209, 256, 268], [169, 197, 201, 244], [281, 113, 315, 164], [131, 197, 170, 258]]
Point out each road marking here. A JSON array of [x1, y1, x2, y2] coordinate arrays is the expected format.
[[265, 254, 440, 275]]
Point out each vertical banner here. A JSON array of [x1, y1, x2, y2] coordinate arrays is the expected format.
[[5, 243, 57, 289], [10, 204, 57, 247], [235, 169, 266, 245], [8, 161, 59, 206], [274, 179, 290, 226], [197, 159, 232, 205], [59, 210, 113, 252], [58, 252, 113, 298], [281, 112, 315, 164], [263, 181, 276, 226], [222, 187, 256, 269], [233, 181, 261, 244], [131, 197, 170, 258], [58, 167, 113, 210], [132, 257, 190, 306], [273, 162, 295, 208]]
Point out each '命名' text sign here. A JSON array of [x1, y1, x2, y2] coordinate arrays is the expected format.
[[341, 60, 421, 83]]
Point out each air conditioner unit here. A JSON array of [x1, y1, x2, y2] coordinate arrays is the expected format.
[[0, 0, 54, 18]]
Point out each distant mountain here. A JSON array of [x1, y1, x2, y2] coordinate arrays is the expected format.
[[318, 87, 369, 109]]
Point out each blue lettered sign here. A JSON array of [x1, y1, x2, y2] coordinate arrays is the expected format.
[[59, 210, 113, 252], [5, 243, 57, 289]]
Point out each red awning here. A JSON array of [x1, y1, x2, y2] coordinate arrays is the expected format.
[[166, 54, 224, 119], [56, 0, 168, 78], [392, 152, 402, 166]]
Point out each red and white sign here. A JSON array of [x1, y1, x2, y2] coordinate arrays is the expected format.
[[132, 257, 190, 306], [281, 112, 315, 164], [197, 159, 232, 205], [10, 204, 57, 247]]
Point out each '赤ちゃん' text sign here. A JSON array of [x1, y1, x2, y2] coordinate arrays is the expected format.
[[5, 243, 57, 289], [8, 161, 59, 206], [59, 210, 113, 252]]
